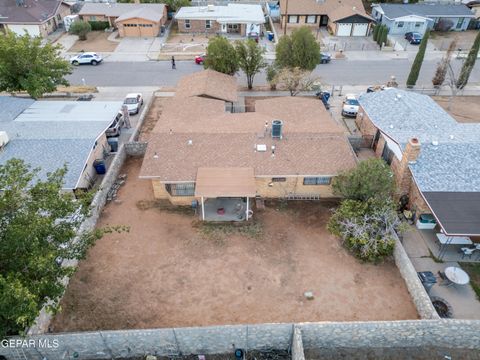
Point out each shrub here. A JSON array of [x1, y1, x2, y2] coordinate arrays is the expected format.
[[328, 198, 401, 262], [435, 19, 454, 32], [88, 21, 110, 31], [69, 21, 92, 41], [275, 26, 320, 71], [406, 29, 429, 87]]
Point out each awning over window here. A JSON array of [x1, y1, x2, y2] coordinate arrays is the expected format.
[[423, 192, 480, 237], [195, 167, 256, 198]]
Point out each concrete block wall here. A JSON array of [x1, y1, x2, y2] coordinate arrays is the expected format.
[[125, 141, 148, 156], [291, 326, 305, 360]]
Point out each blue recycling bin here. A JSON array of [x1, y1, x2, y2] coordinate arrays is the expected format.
[[267, 31, 274, 41], [93, 159, 106, 175]]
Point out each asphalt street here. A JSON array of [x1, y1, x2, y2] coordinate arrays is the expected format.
[[67, 59, 480, 88]]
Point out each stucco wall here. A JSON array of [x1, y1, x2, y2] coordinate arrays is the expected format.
[[77, 133, 109, 189]]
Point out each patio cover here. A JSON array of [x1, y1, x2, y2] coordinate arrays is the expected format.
[[423, 192, 480, 237], [195, 167, 256, 198]]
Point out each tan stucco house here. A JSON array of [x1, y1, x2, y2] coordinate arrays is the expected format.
[[279, 0, 373, 37], [139, 70, 357, 221], [79, 3, 167, 37], [0, 0, 71, 38]]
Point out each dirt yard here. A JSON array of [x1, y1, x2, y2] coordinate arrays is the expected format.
[[429, 30, 479, 51], [68, 31, 119, 53], [432, 96, 480, 123], [51, 158, 417, 332]]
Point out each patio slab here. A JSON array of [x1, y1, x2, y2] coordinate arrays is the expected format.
[[403, 228, 480, 319], [419, 229, 480, 263]]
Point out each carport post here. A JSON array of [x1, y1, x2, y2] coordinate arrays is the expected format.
[[246, 197, 249, 221], [201, 196, 205, 221]]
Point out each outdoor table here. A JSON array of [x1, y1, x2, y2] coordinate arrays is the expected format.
[[436, 234, 472, 260], [444, 266, 470, 285]]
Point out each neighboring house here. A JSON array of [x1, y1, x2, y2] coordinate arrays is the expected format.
[[279, 0, 373, 37], [79, 3, 167, 37], [0, 0, 71, 38], [371, 3, 475, 35], [139, 70, 357, 221], [175, 4, 265, 36], [356, 89, 480, 237], [0, 97, 122, 192]]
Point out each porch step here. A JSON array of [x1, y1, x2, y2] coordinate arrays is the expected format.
[[285, 193, 321, 201]]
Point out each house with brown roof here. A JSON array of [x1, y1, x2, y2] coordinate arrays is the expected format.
[[280, 0, 373, 36], [79, 3, 167, 37], [139, 70, 357, 221], [0, 0, 71, 38]]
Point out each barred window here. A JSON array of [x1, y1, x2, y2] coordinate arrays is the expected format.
[[165, 183, 195, 196], [185, 19, 191, 29], [303, 177, 331, 185], [272, 177, 286, 182]]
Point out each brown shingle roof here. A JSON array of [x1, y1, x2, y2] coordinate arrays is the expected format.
[[79, 3, 165, 18], [328, 5, 373, 22], [279, 0, 368, 19], [140, 133, 357, 181], [175, 70, 238, 103], [0, 0, 64, 24]]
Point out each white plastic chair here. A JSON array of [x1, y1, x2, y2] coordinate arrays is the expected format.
[[460, 247, 475, 259]]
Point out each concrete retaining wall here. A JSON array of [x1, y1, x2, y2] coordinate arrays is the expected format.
[[125, 141, 148, 156], [291, 326, 305, 360]]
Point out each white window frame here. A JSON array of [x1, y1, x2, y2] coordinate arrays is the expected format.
[[397, 21, 404, 28], [184, 19, 191, 29], [288, 15, 298, 23], [205, 20, 212, 29], [306, 15, 317, 24], [303, 177, 332, 185]]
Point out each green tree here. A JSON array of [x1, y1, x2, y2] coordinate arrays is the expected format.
[[406, 29, 430, 88], [380, 25, 389, 47], [332, 158, 395, 202], [372, 24, 380, 42], [275, 26, 320, 71], [235, 39, 267, 90], [328, 198, 402, 262], [204, 36, 239, 75], [164, 0, 190, 11], [456, 30, 480, 90], [0, 159, 102, 337], [69, 21, 92, 41], [0, 32, 71, 99]]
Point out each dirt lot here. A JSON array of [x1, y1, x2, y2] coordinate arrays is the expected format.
[[432, 96, 480, 123], [68, 31, 119, 53], [429, 30, 479, 51], [51, 158, 417, 332]]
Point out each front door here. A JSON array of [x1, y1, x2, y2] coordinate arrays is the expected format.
[[221, 23, 227, 33], [320, 15, 328, 27]]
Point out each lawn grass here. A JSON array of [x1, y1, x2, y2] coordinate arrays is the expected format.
[[194, 220, 263, 242], [459, 262, 480, 300]]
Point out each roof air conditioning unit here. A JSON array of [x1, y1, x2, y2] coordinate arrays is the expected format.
[[0, 131, 10, 148], [271, 120, 283, 139]]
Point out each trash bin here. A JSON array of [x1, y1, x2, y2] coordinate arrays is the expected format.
[[267, 31, 274, 41], [107, 137, 119, 153], [418, 271, 437, 294], [93, 159, 106, 175]]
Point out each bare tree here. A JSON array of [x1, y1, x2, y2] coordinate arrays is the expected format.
[[432, 38, 457, 89], [446, 62, 460, 111], [274, 67, 320, 96]]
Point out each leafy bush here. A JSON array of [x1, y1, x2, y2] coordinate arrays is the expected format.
[[435, 19, 454, 32], [328, 198, 402, 262], [275, 26, 320, 71], [69, 21, 92, 41], [88, 21, 110, 31], [332, 158, 395, 202], [204, 36, 238, 75]]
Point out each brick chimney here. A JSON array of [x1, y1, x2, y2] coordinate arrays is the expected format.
[[395, 137, 421, 195]]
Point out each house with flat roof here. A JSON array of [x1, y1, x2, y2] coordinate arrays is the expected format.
[[79, 3, 167, 37], [371, 3, 475, 35], [140, 70, 357, 221], [356, 89, 480, 237], [0, 97, 122, 192], [279, 0, 374, 37], [174, 4, 265, 37], [0, 0, 71, 38]]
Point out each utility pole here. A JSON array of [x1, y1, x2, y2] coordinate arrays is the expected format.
[[283, 0, 289, 36]]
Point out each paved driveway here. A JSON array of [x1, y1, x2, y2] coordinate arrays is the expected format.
[[319, 29, 379, 52], [106, 37, 163, 61]]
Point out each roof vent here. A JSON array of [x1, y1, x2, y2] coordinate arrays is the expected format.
[[256, 144, 267, 152], [271, 120, 283, 139], [0, 131, 9, 149], [187, 139, 193, 145], [432, 140, 439, 146]]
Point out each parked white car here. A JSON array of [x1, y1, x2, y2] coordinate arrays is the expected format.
[[70, 52, 103, 66], [123, 93, 143, 115], [342, 94, 360, 117]]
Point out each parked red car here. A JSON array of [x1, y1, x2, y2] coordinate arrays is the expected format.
[[195, 54, 206, 65]]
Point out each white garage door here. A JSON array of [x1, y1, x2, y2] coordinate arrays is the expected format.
[[352, 23, 368, 36], [337, 23, 352, 36]]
